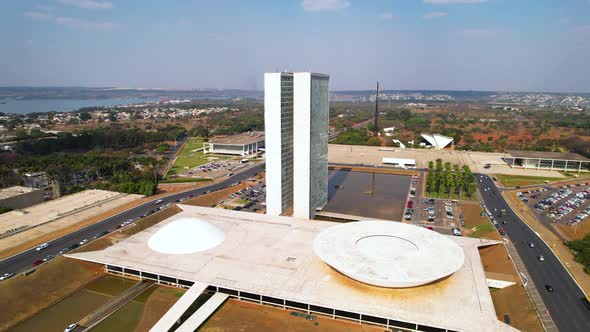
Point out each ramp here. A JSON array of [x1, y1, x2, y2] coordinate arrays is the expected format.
[[176, 292, 229, 332], [149, 282, 208, 332]]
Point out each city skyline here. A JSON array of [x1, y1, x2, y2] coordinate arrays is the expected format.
[[1, 0, 589, 92]]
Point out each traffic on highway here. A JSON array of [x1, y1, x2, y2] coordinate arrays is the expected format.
[[0, 164, 264, 278], [478, 174, 590, 332]]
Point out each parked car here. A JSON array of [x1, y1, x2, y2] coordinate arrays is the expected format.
[[79, 239, 88, 246], [529, 242, 535, 248], [32, 259, 43, 267], [42, 255, 54, 262], [538, 255, 545, 261], [545, 284, 554, 292]]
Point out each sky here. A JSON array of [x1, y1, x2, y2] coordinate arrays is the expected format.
[[1, 0, 590, 92]]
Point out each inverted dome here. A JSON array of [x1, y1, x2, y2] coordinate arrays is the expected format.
[[313, 221, 464, 288], [148, 217, 224, 254]]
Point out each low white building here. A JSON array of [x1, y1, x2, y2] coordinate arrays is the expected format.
[[382, 157, 416, 168], [203, 132, 265, 156]]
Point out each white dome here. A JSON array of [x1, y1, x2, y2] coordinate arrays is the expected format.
[[148, 217, 224, 254], [313, 221, 464, 288]]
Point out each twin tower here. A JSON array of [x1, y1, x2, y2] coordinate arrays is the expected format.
[[264, 72, 329, 220]]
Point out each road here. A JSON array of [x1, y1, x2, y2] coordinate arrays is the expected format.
[[478, 174, 590, 332], [328, 119, 372, 142], [0, 164, 264, 276]]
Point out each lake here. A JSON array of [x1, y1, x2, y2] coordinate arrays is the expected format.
[[0, 98, 156, 115]]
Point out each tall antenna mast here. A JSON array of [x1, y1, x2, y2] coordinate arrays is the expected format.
[[373, 81, 379, 136]]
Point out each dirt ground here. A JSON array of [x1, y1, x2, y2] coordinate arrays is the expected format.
[[199, 299, 387, 332], [134, 287, 186, 332], [479, 245, 543, 332], [461, 203, 501, 240], [0, 257, 104, 331]]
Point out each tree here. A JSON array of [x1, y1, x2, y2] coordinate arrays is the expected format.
[[79, 112, 92, 121]]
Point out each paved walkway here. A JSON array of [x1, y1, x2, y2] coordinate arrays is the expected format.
[[79, 279, 155, 331], [504, 239, 558, 332], [176, 292, 229, 332], [503, 192, 590, 297], [150, 282, 208, 332]]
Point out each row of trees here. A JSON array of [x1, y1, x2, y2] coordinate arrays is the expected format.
[[425, 159, 477, 199]]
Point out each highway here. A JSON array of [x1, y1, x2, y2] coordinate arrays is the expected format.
[[0, 164, 264, 276], [478, 174, 590, 332]]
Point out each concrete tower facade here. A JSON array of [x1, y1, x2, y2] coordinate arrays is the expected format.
[[264, 72, 329, 219]]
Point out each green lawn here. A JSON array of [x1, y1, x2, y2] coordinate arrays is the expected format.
[[423, 191, 479, 201], [494, 174, 563, 187], [167, 138, 231, 177], [468, 223, 496, 238]]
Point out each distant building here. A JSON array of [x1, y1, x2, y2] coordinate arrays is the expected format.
[[383, 127, 396, 137], [505, 150, 590, 173], [203, 132, 265, 156], [0, 186, 44, 210], [420, 133, 454, 150], [265, 72, 330, 219]]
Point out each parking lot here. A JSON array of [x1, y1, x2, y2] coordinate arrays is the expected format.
[[404, 173, 464, 233], [179, 159, 254, 180], [214, 181, 266, 213], [516, 182, 590, 228]]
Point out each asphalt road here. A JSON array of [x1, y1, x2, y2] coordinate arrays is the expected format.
[[0, 164, 264, 276], [478, 174, 590, 332]]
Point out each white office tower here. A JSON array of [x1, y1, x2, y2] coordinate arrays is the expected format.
[[264, 72, 329, 219]]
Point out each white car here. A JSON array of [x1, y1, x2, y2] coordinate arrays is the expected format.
[[529, 242, 535, 248], [538, 255, 545, 261], [0, 272, 14, 281], [35, 243, 49, 251], [79, 239, 88, 246], [64, 323, 78, 332]]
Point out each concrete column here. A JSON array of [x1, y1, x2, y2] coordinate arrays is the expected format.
[[565, 160, 568, 171], [551, 159, 554, 171], [579, 162, 582, 174]]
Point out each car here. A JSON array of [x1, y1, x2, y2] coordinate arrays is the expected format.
[[64, 323, 78, 332], [32, 259, 43, 267], [154, 199, 163, 205], [0, 272, 14, 281], [42, 255, 54, 262], [529, 242, 535, 248], [538, 255, 545, 261], [36, 243, 49, 251], [545, 284, 554, 292], [404, 213, 412, 220], [79, 239, 88, 246], [58, 248, 69, 255], [452, 228, 462, 236]]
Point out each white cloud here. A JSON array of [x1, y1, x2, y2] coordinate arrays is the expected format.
[[25, 10, 120, 31], [423, 11, 448, 19], [380, 12, 393, 20], [302, 0, 350, 11], [57, 0, 113, 10], [24, 11, 54, 21], [424, 0, 487, 4], [460, 28, 495, 37], [55, 16, 120, 31]]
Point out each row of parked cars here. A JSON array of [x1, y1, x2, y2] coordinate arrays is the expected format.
[[549, 188, 590, 220], [531, 189, 573, 211]]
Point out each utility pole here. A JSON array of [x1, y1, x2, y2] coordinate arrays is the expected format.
[[374, 82, 379, 136]]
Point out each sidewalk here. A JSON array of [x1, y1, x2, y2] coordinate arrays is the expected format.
[[503, 191, 590, 297]]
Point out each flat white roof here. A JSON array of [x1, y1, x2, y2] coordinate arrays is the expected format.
[[69, 205, 515, 332], [0, 186, 38, 200], [382, 157, 416, 165]]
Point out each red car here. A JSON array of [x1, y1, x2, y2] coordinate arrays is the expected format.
[[32, 259, 43, 267]]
